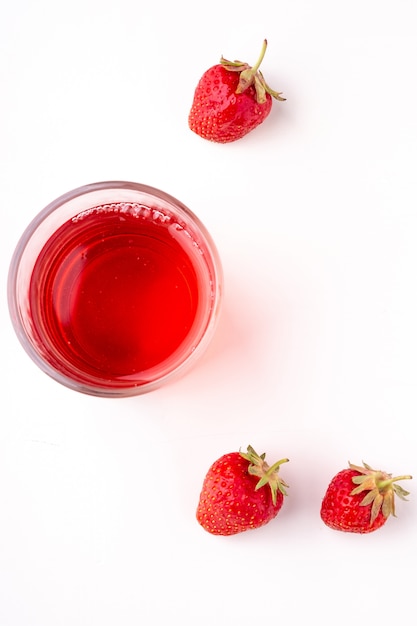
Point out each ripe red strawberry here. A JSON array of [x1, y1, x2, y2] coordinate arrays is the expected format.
[[196, 445, 289, 535], [188, 40, 285, 143], [320, 461, 412, 533]]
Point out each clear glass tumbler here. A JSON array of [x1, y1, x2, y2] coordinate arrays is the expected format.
[[8, 181, 223, 397]]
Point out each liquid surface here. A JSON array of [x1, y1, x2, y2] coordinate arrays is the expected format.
[[29, 203, 203, 386]]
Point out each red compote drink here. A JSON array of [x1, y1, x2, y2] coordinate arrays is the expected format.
[[8, 183, 222, 396], [31, 203, 201, 382]]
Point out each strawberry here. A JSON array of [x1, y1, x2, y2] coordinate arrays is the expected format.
[[188, 40, 285, 143], [196, 445, 289, 535], [320, 461, 412, 533]]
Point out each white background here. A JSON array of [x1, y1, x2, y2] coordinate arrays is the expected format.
[[1, 1, 416, 624]]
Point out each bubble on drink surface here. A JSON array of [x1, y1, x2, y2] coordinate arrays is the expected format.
[[72, 202, 173, 224]]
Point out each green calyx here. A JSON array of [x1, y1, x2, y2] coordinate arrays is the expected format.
[[240, 445, 289, 505], [220, 39, 286, 104], [349, 461, 412, 525]]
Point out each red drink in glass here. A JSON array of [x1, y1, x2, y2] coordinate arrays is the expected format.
[[8, 182, 222, 396]]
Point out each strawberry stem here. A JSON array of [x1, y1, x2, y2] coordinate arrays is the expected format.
[[378, 475, 412, 490], [349, 462, 413, 524], [220, 40, 286, 104], [251, 39, 268, 74], [240, 446, 289, 505], [268, 458, 290, 475], [236, 40, 268, 96]]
